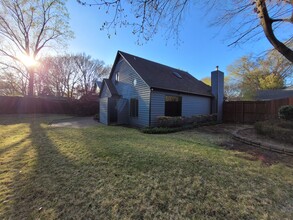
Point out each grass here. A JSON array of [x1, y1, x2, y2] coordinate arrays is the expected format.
[[0, 115, 293, 219]]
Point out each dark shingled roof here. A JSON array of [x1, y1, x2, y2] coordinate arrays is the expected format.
[[255, 86, 293, 100], [103, 79, 119, 97], [96, 80, 102, 89], [118, 51, 212, 97]]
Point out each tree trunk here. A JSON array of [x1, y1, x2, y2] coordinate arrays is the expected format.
[[27, 68, 34, 96], [256, 0, 293, 63]]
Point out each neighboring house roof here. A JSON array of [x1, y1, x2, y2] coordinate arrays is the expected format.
[[100, 79, 120, 97], [95, 80, 102, 93], [96, 81, 102, 89], [79, 93, 99, 101], [255, 86, 293, 100], [111, 51, 212, 97]]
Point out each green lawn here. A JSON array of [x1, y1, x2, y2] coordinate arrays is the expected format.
[[0, 115, 292, 219]]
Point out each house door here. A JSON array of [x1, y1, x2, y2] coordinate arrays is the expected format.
[[117, 98, 129, 124], [108, 98, 117, 124]]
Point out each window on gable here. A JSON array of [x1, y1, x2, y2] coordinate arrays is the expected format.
[[165, 96, 182, 117], [130, 98, 138, 117], [115, 72, 119, 82]]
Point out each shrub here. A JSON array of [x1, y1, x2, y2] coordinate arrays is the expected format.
[[278, 105, 293, 121], [142, 114, 218, 134], [141, 126, 188, 134], [255, 120, 293, 144], [157, 114, 217, 128], [157, 116, 185, 128]]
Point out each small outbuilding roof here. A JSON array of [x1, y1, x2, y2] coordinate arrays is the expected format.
[[255, 86, 293, 100], [115, 51, 212, 97]]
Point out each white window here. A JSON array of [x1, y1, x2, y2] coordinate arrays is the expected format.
[[115, 72, 119, 82]]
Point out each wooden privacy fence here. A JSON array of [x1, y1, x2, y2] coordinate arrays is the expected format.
[[223, 97, 293, 123], [0, 96, 99, 116]]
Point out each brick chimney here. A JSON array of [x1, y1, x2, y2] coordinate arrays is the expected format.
[[211, 66, 224, 122]]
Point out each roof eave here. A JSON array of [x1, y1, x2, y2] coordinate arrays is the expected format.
[[99, 79, 106, 98], [151, 87, 213, 98], [118, 51, 151, 89]]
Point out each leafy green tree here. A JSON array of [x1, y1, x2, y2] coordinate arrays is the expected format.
[[259, 74, 284, 89], [227, 50, 291, 100], [201, 77, 211, 86]]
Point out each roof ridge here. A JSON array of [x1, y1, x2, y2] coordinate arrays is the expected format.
[[118, 50, 190, 74], [117, 50, 212, 97]]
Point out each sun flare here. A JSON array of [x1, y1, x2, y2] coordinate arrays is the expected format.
[[19, 54, 38, 67]]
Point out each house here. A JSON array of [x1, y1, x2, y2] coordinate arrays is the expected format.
[[255, 86, 293, 100], [99, 51, 224, 127]]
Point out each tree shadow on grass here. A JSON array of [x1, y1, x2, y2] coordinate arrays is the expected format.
[[4, 120, 293, 219], [9, 118, 85, 219], [0, 135, 30, 156]]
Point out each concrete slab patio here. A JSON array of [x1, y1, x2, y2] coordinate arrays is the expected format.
[[50, 117, 101, 128]]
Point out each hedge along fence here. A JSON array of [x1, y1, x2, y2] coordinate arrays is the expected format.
[[157, 114, 217, 128], [142, 114, 217, 134], [278, 105, 293, 121], [0, 96, 99, 116]]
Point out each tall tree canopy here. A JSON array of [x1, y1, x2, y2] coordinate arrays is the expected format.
[[226, 49, 292, 100], [78, 0, 293, 63], [0, 0, 73, 96]]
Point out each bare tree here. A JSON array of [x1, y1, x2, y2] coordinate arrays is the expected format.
[[74, 53, 110, 95], [0, 57, 28, 95], [38, 55, 80, 98], [37, 53, 111, 98], [0, 0, 73, 96], [255, 0, 292, 62], [38, 56, 64, 97], [77, 0, 293, 62]]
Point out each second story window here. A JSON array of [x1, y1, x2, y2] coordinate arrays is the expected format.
[[115, 72, 119, 82]]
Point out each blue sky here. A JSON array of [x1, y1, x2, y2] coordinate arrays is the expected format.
[[66, 1, 273, 80]]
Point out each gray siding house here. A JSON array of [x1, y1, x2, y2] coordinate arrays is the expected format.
[[100, 51, 224, 127]]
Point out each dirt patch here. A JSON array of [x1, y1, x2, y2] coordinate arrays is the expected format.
[[220, 140, 293, 167], [196, 124, 293, 167], [196, 123, 250, 135], [50, 117, 101, 128], [238, 128, 293, 149]]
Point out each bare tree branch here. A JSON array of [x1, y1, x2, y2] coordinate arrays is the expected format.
[[0, 0, 73, 96], [78, 0, 293, 63]]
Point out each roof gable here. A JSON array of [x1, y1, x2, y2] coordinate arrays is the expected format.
[[117, 51, 212, 97], [99, 79, 119, 98]]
